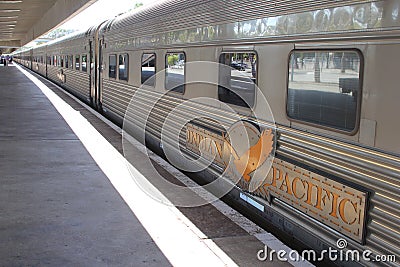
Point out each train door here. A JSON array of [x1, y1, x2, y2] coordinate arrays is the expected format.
[[93, 21, 107, 111], [29, 49, 33, 70], [94, 37, 103, 110], [45, 53, 48, 77], [89, 40, 94, 105]]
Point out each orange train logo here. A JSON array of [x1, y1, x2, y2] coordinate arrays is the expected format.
[[221, 120, 276, 193], [224, 128, 274, 182], [57, 69, 66, 83], [185, 120, 276, 192]]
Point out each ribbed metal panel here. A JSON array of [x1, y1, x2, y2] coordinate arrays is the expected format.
[[102, 79, 137, 118], [46, 67, 59, 86], [104, 0, 373, 41], [111, 85, 400, 266], [45, 31, 87, 48], [46, 66, 90, 100], [35, 63, 46, 77], [63, 70, 90, 100]]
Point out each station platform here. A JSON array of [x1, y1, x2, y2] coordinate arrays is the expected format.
[[0, 63, 310, 266]]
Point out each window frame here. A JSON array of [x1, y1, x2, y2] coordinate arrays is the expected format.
[[118, 53, 129, 81], [109, 54, 117, 79], [69, 55, 73, 69], [165, 51, 186, 94], [285, 48, 364, 135], [75, 55, 80, 71], [82, 54, 88, 72], [218, 50, 258, 109], [141, 52, 156, 87]]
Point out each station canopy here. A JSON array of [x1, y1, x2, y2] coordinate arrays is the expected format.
[[0, 0, 97, 53]]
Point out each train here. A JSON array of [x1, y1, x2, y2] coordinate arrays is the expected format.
[[13, 0, 400, 266]]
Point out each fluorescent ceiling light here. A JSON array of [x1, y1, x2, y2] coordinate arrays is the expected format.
[[0, 9, 20, 12], [0, 1, 22, 3]]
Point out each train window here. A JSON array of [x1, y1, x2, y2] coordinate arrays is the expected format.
[[287, 50, 362, 133], [118, 54, 129, 81], [218, 52, 257, 108], [141, 53, 156, 86], [165, 52, 185, 93], [69, 55, 73, 69], [109, 54, 117, 79], [75, 55, 80, 70], [90, 53, 94, 70], [82, 54, 87, 72], [60, 56, 64, 68], [53, 55, 57, 66], [65, 56, 69, 69]]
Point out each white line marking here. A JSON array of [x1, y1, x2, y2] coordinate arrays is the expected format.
[[19, 66, 314, 267], [16, 64, 238, 267]]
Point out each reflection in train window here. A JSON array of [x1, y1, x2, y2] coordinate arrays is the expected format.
[[53, 55, 57, 66], [165, 52, 185, 93], [75, 55, 80, 70], [82, 54, 87, 72], [141, 53, 156, 86], [109, 54, 117, 79], [69, 55, 73, 69], [218, 52, 257, 108], [287, 50, 362, 132], [118, 54, 129, 81]]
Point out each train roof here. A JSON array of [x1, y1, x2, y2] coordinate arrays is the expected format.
[[100, 0, 377, 39]]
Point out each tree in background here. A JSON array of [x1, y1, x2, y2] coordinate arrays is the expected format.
[[128, 2, 143, 12]]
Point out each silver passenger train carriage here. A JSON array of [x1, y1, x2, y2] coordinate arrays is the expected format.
[[14, 0, 400, 266]]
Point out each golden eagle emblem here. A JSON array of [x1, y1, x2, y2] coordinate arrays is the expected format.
[[225, 129, 274, 181]]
